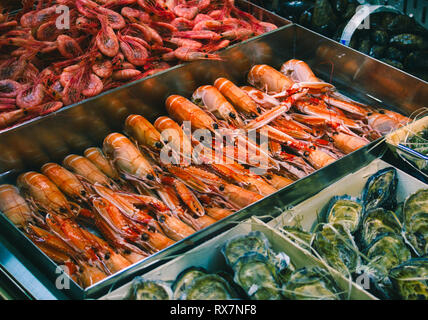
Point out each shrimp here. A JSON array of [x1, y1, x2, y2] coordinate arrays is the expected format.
[[63, 154, 115, 188], [79, 227, 132, 273], [0, 184, 36, 228], [264, 173, 294, 190], [160, 175, 205, 217], [17, 172, 74, 217], [166, 95, 219, 132], [90, 197, 150, 258], [167, 166, 263, 209], [0, 80, 21, 98], [26, 224, 78, 263], [56, 35, 83, 59], [117, 33, 149, 66], [96, 14, 119, 57], [92, 184, 188, 244], [327, 132, 369, 154], [154, 116, 193, 165], [156, 182, 213, 230], [168, 37, 202, 50], [205, 207, 234, 220], [192, 85, 244, 127], [247, 64, 294, 94], [45, 213, 110, 273], [214, 77, 260, 116], [240, 86, 280, 109], [16, 84, 45, 109], [0, 109, 27, 129], [119, 191, 196, 241], [41, 163, 88, 203], [280, 59, 334, 91], [112, 69, 142, 81], [84, 147, 120, 181], [103, 133, 159, 187], [172, 47, 221, 61], [124, 114, 163, 152]]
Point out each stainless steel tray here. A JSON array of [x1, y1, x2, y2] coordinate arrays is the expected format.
[[0, 23, 427, 300]]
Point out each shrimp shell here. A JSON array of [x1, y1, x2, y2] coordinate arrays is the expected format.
[[17, 172, 72, 216], [63, 154, 113, 187], [0, 184, 34, 228], [41, 163, 87, 202], [84, 147, 120, 180], [103, 133, 159, 185]]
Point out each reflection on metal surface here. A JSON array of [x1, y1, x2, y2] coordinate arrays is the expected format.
[[0, 24, 426, 299]]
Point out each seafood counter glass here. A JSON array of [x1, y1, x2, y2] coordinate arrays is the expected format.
[[0, 24, 426, 300]]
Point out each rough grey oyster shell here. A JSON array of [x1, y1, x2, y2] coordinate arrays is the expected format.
[[358, 208, 402, 249], [282, 266, 342, 300], [312, 223, 360, 276], [363, 233, 411, 281], [403, 189, 428, 256], [389, 258, 428, 300], [282, 225, 313, 250], [322, 195, 363, 234], [362, 167, 397, 211], [181, 274, 234, 300], [232, 252, 283, 300], [172, 267, 207, 300], [222, 231, 270, 267], [127, 277, 172, 300]]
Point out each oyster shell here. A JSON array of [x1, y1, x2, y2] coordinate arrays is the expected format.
[[222, 231, 270, 267], [358, 208, 402, 248], [282, 225, 313, 250], [362, 167, 397, 211], [282, 266, 341, 300], [389, 258, 428, 300], [312, 223, 360, 276], [172, 267, 207, 300], [128, 277, 172, 300], [363, 233, 411, 281], [181, 274, 234, 300], [322, 195, 363, 234], [232, 252, 283, 300], [403, 189, 428, 256]]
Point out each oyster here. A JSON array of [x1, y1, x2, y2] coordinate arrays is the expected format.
[[389, 258, 428, 300], [172, 267, 207, 300], [282, 225, 313, 250], [127, 277, 172, 300], [282, 266, 341, 300], [222, 231, 270, 267], [403, 189, 428, 256], [312, 223, 360, 276], [358, 208, 402, 248], [363, 233, 411, 280], [232, 252, 283, 300], [181, 274, 234, 300], [322, 195, 363, 234], [223, 231, 294, 284], [362, 167, 397, 211]]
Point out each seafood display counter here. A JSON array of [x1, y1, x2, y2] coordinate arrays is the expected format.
[[0, 23, 427, 300]]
